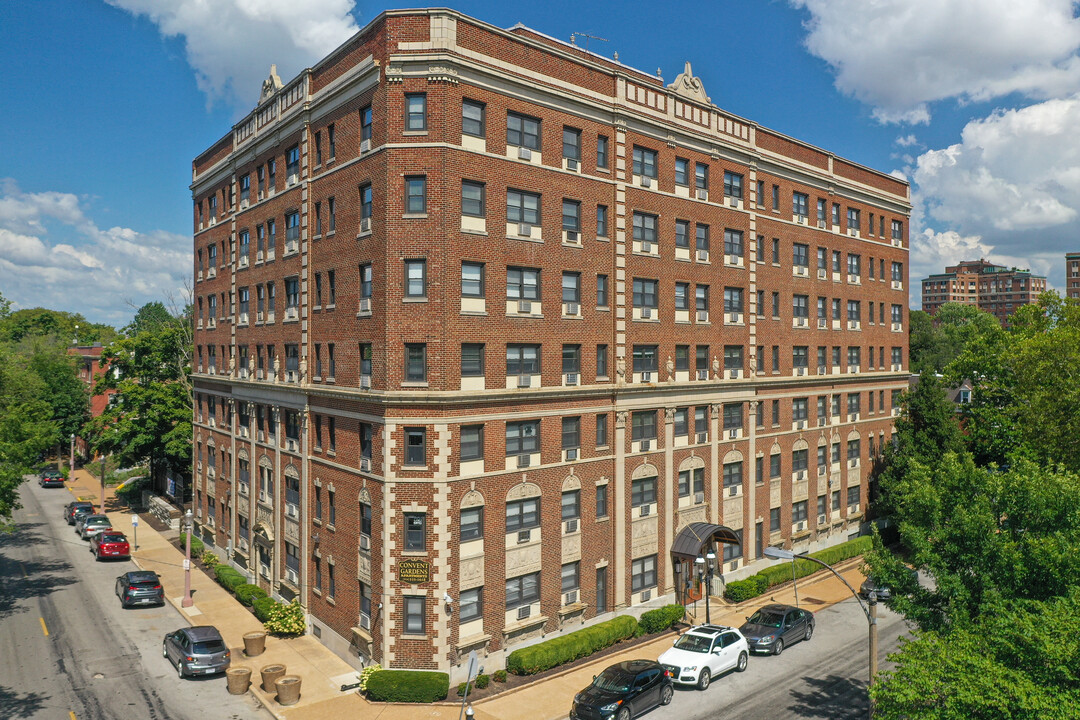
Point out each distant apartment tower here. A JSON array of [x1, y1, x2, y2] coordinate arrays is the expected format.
[[1067, 252, 1080, 299], [190, 9, 910, 679], [921, 259, 1046, 324]]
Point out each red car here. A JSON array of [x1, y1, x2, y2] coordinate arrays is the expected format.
[[91, 531, 130, 561]]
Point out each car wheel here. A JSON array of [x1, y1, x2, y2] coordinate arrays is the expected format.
[[805, 624, 814, 642], [737, 651, 748, 672], [773, 639, 785, 656], [177, 660, 185, 679], [616, 708, 631, 720], [697, 668, 711, 691], [660, 684, 673, 705]]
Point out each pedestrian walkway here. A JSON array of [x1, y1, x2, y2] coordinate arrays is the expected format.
[[66, 469, 868, 720]]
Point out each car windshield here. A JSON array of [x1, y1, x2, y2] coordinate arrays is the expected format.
[[88, 519, 110, 526], [592, 668, 633, 693], [100, 534, 125, 543], [133, 580, 159, 588], [192, 640, 226, 654], [673, 635, 713, 653], [748, 611, 784, 628]]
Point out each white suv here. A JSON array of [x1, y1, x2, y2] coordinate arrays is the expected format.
[[658, 624, 749, 690]]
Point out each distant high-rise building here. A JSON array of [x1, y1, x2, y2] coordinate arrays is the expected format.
[[921, 259, 1046, 325], [1067, 252, 1080, 299]]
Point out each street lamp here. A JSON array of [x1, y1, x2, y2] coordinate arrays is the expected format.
[[69, 434, 75, 479], [695, 549, 718, 624], [764, 546, 877, 718], [182, 509, 194, 608]]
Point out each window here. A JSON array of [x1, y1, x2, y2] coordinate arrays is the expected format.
[[327, 124, 335, 160], [724, 171, 743, 200], [772, 184, 780, 210], [724, 461, 742, 489], [793, 295, 809, 319], [848, 300, 862, 322], [695, 285, 709, 314], [506, 497, 540, 532], [359, 264, 373, 303], [724, 287, 744, 313], [597, 135, 609, 168], [404, 596, 425, 634], [361, 106, 373, 142], [848, 253, 861, 278], [563, 127, 581, 161], [506, 420, 540, 457], [507, 190, 541, 225], [506, 344, 540, 375], [676, 220, 690, 249], [772, 398, 781, 424], [597, 275, 609, 307], [506, 572, 540, 609], [793, 192, 809, 218], [673, 408, 689, 437], [596, 482, 609, 516], [772, 237, 780, 264], [562, 200, 581, 232], [314, 132, 322, 166], [848, 485, 861, 507], [891, 219, 903, 241], [286, 145, 300, 180], [404, 343, 426, 383], [462, 181, 485, 217], [597, 205, 608, 237], [462, 99, 485, 137], [404, 512, 426, 550], [793, 243, 809, 268], [793, 397, 809, 422], [892, 304, 903, 324], [404, 428, 426, 466], [695, 406, 708, 436], [675, 158, 689, 186], [756, 180, 765, 207], [632, 279, 658, 311], [847, 207, 860, 233], [631, 411, 657, 442], [461, 424, 484, 461], [597, 344, 608, 378], [848, 393, 862, 416], [461, 505, 483, 542], [360, 184, 372, 222], [405, 176, 426, 214], [507, 112, 541, 150], [633, 212, 658, 247], [633, 146, 658, 178], [561, 489, 580, 520], [285, 211, 300, 245], [723, 403, 743, 430], [562, 562, 580, 594], [696, 224, 709, 254], [892, 262, 903, 282], [632, 344, 658, 373], [596, 413, 609, 447], [462, 262, 484, 297], [675, 345, 689, 371], [632, 477, 657, 508], [724, 345, 743, 370], [507, 267, 540, 300], [460, 587, 482, 623], [724, 229, 743, 256], [327, 343, 336, 378], [675, 283, 689, 311], [405, 93, 427, 131], [772, 292, 781, 318], [695, 162, 708, 192], [631, 555, 657, 592], [285, 276, 300, 311]]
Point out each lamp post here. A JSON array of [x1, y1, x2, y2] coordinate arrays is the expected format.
[[765, 546, 876, 718], [69, 434, 75, 479], [695, 549, 717, 624], [100, 456, 106, 511], [182, 509, 194, 608]]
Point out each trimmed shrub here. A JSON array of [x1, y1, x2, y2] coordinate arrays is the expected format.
[[638, 604, 685, 634], [723, 536, 874, 603], [235, 583, 268, 606], [506, 614, 638, 676], [493, 670, 507, 683], [475, 673, 490, 689], [253, 596, 279, 622], [366, 670, 449, 703], [214, 565, 246, 592], [724, 578, 761, 603], [178, 532, 204, 556]]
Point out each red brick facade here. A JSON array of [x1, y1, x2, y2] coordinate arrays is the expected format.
[[921, 258, 1046, 325], [190, 9, 910, 678]]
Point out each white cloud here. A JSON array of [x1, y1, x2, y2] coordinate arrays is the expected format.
[[791, 0, 1080, 123], [0, 179, 190, 326], [895, 134, 919, 148], [106, 0, 361, 108]]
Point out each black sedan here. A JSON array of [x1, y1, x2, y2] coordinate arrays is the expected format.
[[570, 659, 672, 720], [739, 604, 815, 656], [39, 468, 64, 488], [116, 571, 164, 607]]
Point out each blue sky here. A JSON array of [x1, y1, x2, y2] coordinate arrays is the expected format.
[[3, 0, 1079, 326]]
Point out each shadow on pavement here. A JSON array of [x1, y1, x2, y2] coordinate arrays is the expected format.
[[786, 674, 868, 719], [0, 521, 77, 621], [0, 684, 47, 718]]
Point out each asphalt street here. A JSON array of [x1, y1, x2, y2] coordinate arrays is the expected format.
[[0, 479, 270, 720]]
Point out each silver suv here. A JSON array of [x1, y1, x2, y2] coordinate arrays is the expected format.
[[658, 624, 749, 690], [163, 626, 231, 678]]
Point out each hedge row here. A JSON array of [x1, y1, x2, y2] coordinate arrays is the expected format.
[[214, 564, 246, 592], [724, 535, 873, 603], [365, 670, 449, 703], [235, 583, 269, 606], [506, 614, 637, 676], [638, 604, 685, 635], [253, 595, 279, 622], [178, 532, 204, 556]]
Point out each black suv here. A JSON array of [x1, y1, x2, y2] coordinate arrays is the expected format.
[[570, 659, 673, 720], [739, 603, 815, 655], [65, 501, 96, 525], [116, 571, 164, 608], [39, 467, 64, 488]]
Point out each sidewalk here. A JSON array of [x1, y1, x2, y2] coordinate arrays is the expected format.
[[66, 469, 867, 720]]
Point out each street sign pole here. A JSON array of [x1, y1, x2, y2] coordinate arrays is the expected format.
[[458, 650, 480, 720], [132, 513, 139, 551]]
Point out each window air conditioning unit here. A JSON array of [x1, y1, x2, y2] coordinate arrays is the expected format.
[[641, 371, 652, 382], [639, 504, 651, 517], [285, 371, 297, 383], [286, 438, 298, 452], [359, 298, 371, 313], [694, 491, 705, 504], [641, 307, 651, 319], [359, 613, 371, 630], [360, 458, 371, 472], [696, 432, 707, 444], [818, 219, 827, 228], [641, 589, 652, 602], [518, 300, 533, 313], [517, 223, 532, 237], [818, 514, 827, 525], [728, 429, 738, 439], [565, 231, 579, 243], [727, 196, 739, 208], [796, 470, 806, 481], [640, 439, 651, 451], [286, 503, 298, 519], [796, 215, 806, 225], [287, 173, 299, 186], [565, 519, 578, 534], [360, 374, 371, 389], [517, 453, 531, 468], [729, 368, 740, 379], [641, 241, 652, 253], [360, 217, 371, 233], [286, 568, 299, 583], [517, 605, 531, 620], [517, 146, 532, 161], [795, 521, 806, 532], [566, 303, 579, 316], [566, 158, 579, 172], [564, 590, 578, 606], [697, 310, 709, 323], [697, 250, 709, 262], [796, 367, 806, 376], [566, 447, 579, 461], [359, 533, 370, 550], [517, 529, 531, 544], [817, 417, 826, 426], [697, 369, 709, 380], [696, 188, 707, 200], [796, 317, 807, 327], [517, 374, 531, 388], [640, 176, 652, 188], [565, 373, 579, 386]]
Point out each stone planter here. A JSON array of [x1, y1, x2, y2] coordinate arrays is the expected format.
[[226, 666, 251, 695], [243, 631, 267, 657], [261, 663, 286, 693], [275, 675, 302, 706]]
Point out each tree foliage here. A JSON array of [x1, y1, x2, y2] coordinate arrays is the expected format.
[[908, 303, 1003, 373], [0, 307, 117, 346], [0, 344, 59, 519]]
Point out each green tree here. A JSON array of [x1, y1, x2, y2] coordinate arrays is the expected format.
[[24, 338, 89, 441], [0, 307, 117, 346], [124, 301, 173, 336], [909, 304, 1001, 373], [0, 345, 59, 519]]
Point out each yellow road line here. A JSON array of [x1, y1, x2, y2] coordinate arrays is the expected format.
[[39, 617, 48, 636], [70, 712, 77, 720]]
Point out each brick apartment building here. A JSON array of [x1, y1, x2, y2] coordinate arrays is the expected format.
[[68, 343, 118, 456], [921, 259, 1046, 325], [1067, 252, 1080, 299], [190, 9, 910, 678]]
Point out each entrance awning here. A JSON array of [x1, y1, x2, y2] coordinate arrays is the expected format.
[[670, 522, 741, 561]]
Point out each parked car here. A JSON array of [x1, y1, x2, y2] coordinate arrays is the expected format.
[[91, 531, 130, 560], [859, 568, 918, 601], [739, 604, 815, 656], [570, 659, 672, 720], [73, 510, 99, 534], [78, 515, 112, 540], [116, 571, 164, 608], [39, 467, 64, 488], [658, 624, 748, 690], [162, 626, 230, 678], [65, 501, 96, 525]]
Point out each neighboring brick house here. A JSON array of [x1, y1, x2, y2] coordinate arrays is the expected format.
[[1067, 252, 1080, 299], [921, 259, 1047, 325], [190, 9, 910, 679], [68, 343, 118, 456]]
